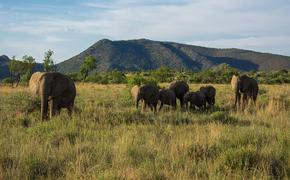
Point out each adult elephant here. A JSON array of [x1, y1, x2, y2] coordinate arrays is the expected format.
[[231, 75, 258, 109], [136, 84, 159, 112], [169, 80, 189, 108], [200, 85, 216, 107], [29, 72, 76, 120]]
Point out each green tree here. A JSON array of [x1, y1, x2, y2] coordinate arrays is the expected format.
[[151, 67, 172, 82], [79, 55, 97, 81], [8, 56, 24, 87], [21, 55, 36, 81], [109, 70, 127, 84], [43, 50, 55, 72]]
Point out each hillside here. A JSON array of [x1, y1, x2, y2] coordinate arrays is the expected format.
[[57, 39, 290, 73], [0, 55, 43, 79], [0, 55, 11, 79]]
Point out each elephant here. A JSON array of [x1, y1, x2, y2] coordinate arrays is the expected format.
[[158, 88, 176, 111], [29, 72, 76, 120], [169, 80, 189, 108], [231, 75, 258, 109], [200, 85, 216, 107], [183, 91, 206, 110], [136, 84, 159, 112]]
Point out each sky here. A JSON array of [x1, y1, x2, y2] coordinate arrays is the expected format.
[[0, 0, 290, 63]]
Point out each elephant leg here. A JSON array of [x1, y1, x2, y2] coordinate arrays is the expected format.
[[180, 98, 184, 108], [184, 101, 188, 109], [41, 96, 49, 120], [142, 101, 147, 112], [136, 98, 139, 109], [253, 93, 257, 106], [153, 102, 157, 113], [242, 93, 248, 109], [67, 106, 73, 117], [234, 92, 240, 108], [49, 97, 60, 119], [172, 101, 177, 110], [149, 104, 154, 111], [159, 102, 164, 111]]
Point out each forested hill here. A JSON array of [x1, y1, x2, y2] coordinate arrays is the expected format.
[[0, 55, 11, 79], [0, 55, 43, 79], [57, 39, 290, 73]]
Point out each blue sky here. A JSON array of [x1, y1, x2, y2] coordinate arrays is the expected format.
[[1, 0, 290, 63]]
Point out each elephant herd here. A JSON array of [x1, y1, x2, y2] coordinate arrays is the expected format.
[[131, 81, 216, 112], [132, 75, 259, 112], [28, 72, 259, 120]]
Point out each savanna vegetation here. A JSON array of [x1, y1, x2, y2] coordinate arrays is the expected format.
[[0, 82, 289, 179], [64, 64, 290, 86]]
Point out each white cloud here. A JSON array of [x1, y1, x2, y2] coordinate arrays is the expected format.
[[1, 0, 290, 62], [44, 36, 70, 43], [189, 36, 290, 55]]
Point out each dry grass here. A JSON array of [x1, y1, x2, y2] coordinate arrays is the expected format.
[[0, 83, 289, 179]]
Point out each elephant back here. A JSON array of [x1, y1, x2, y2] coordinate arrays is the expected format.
[[139, 84, 159, 102], [169, 81, 189, 99], [43, 72, 76, 98], [200, 85, 216, 98], [239, 75, 258, 94]]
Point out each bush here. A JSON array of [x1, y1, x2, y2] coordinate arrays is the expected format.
[[1, 77, 12, 84], [127, 73, 158, 87]]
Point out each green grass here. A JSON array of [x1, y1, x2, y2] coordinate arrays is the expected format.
[[0, 83, 289, 179]]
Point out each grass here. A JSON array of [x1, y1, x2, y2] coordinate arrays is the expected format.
[[0, 83, 289, 179]]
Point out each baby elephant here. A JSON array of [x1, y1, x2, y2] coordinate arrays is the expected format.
[[158, 88, 176, 111], [183, 91, 206, 110], [200, 85, 216, 107]]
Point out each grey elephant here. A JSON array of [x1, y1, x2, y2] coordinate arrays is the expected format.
[[183, 91, 206, 110], [136, 84, 159, 112], [200, 85, 216, 107], [158, 88, 176, 111], [29, 72, 76, 120], [169, 80, 189, 108], [231, 75, 258, 109]]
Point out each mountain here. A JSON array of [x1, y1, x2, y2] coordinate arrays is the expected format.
[[0, 55, 44, 80], [57, 39, 290, 73]]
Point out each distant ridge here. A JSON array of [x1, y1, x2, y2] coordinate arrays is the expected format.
[[0, 55, 43, 79], [57, 39, 290, 73]]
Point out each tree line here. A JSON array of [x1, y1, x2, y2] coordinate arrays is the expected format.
[[2, 54, 290, 86]]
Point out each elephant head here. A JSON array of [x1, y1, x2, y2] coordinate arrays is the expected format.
[[200, 85, 216, 106], [169, 80, 189, 107]]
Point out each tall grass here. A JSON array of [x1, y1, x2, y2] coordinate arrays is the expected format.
[[0, 83, 289, 179]]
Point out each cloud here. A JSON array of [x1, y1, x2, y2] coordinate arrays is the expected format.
[[1, 0, 290, 62], [44, 36, 70, 43], [189, 36, 290, 55]]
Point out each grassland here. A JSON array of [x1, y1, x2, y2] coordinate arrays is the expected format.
[[0, 83, 289, 179]]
